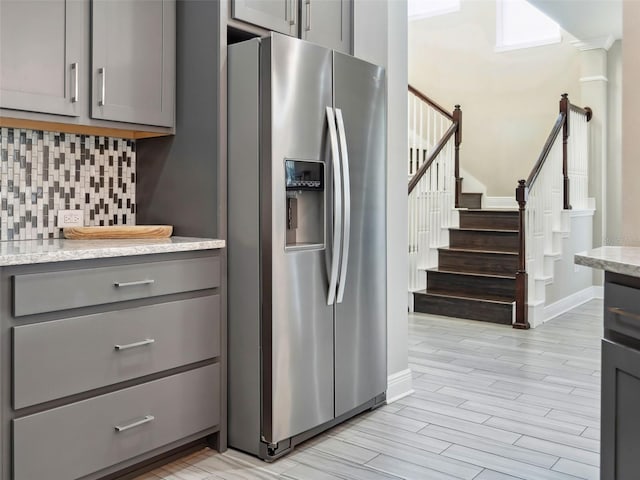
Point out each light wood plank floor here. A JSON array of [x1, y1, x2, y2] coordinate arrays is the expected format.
[[135, 300, 603, 480]]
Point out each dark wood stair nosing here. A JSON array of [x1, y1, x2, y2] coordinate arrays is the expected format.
[[450, 227, 519, 234], [425, 268, 516, 280], [462, 209, 518, 213], [422, 289, 515, 304], [438, 247, 519, 256]]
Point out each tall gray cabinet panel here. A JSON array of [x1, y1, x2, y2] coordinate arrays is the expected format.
[[301, 0, 351, 54], [231, 0, 297, 36], [91, 0, 176, 127], [0, 0, 83, 116]]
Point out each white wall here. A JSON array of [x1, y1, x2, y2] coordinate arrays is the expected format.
[[354, 0, 411, 400], [606, 40, 622, 245], [408, 0, 582, 196], [622, 1, 640, 245], [545, 212, 594, 306]]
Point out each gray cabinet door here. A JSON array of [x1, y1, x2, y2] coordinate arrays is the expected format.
[[301, 0, 351, 53], [0, 0, 83, 116], [91, 0, 175, 127], [232, 0, 297, 36], [601, 339, 640, 480]]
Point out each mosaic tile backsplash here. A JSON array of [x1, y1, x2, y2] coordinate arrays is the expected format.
[[0, 127, 136, 240]]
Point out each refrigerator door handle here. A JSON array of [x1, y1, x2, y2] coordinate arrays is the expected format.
[[335, 108, 351, 303], [326, 107, 342, 306]]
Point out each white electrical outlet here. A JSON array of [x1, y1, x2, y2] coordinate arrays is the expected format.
[[57, 210, 84, 228]]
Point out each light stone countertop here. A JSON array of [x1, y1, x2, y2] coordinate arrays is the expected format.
[[575, 246, 640, 278], [0, 237, 225, 266]]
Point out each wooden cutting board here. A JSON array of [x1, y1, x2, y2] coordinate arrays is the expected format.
[[63, 225, 173, 240]]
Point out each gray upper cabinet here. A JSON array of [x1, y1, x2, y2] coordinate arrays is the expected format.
[[301, 0, 351, 54], [231, 0, 351, 53], [91, 0, 176, 127], [232, 0, 297, 36], [0, 0, 83, 116]]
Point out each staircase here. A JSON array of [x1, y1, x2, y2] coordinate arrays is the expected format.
[[408, 86, 593, 328], [414, 195, 519, 325]]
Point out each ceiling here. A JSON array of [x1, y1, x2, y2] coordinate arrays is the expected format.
[[527, 0, 622, 48]]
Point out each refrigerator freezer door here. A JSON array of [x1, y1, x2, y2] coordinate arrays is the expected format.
[[333, 52, 387, 417], [261, 34, 335, 445]]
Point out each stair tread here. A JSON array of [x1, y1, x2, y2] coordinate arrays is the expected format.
[[463, 209, 518, 213], [425, 268, 516, 280], [415, 289, 514, 305], [449, 227, 519, 233], [439, 247, 519, 256]]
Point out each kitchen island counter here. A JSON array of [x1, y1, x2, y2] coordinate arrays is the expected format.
[[575, 246, 640, 278], [0, 236, 225, 266], [575, 245, 640, 479]]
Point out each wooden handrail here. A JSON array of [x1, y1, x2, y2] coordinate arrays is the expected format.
[[525, 112, 565, 188], [570, 103, 593, 121], [408, 123, 457, 194], [408, 84, 454, 121]]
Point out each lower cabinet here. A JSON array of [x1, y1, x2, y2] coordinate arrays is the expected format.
[[601, 271, 640, 480], [1, 251, 224, 480], [601, 340, 640, 480], [14, 364, 219, 480]]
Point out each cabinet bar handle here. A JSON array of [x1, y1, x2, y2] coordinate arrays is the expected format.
[[609, 307, 640, 322], [71, 62, 79, 103], [114, 415, 155, 432], [289, 0, 296, 26], [306, 0, 311, 31], [98, 67, 106, 106], [114, 338, 155, 351], [114, 279, 155, 288]]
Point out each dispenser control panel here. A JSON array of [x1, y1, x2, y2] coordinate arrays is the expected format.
[[285, 160, 324, 191]]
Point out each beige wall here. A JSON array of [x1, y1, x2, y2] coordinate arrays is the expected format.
[[622, 1, 640, 246], [408, 0, 581, 196], [607, 40, 623, 245]]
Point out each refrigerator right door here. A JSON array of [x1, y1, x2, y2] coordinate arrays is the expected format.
[[333, 52, 387, 417]]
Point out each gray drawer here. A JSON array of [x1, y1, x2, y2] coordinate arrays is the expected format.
[[13, 363, 220, 480], [13, 256, 220, 316], [13, 295, 220, 409], [605, 281, 640, 341]]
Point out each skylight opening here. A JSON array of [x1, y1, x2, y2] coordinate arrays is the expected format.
[[408, 0, 461, 21], [496, 0, 561, 52]]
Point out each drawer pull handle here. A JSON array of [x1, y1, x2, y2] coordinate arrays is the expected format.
[[609, 307, 640, 322], [114, 279, 155, 288], [114, 415, 155, 433], [114, 338, 155, 351]]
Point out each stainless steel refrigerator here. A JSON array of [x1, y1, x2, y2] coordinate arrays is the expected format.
[[227, 33, 387, 461]]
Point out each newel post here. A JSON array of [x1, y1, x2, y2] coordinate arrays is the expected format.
[[453, 104, 462, 208], [514, 180, 530, 329], [560, 93, 571, 210]]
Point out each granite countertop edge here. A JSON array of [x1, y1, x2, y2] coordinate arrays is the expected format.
[[0, 237, 226, 266], [575, 246, 640, 278]]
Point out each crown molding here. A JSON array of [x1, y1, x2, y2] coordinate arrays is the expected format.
[[571, 34, 616, 51]]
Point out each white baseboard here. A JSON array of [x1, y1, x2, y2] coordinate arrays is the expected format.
[[484, 196, 518, 209], [543, 286, 601, 323], [386, 368, 414, 404]]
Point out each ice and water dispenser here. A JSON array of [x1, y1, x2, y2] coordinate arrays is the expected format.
[[285, 160, 325, 249]]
